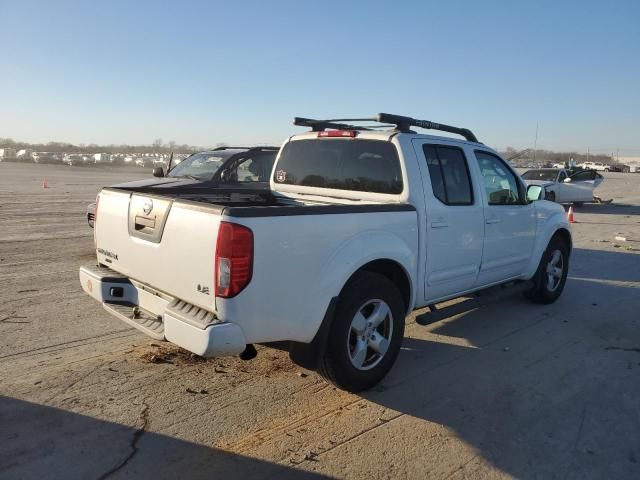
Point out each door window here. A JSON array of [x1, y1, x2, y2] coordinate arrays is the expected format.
[[422, 145, 473, 205], [475, 151, 522, 205], [570, 170, 599, 181]]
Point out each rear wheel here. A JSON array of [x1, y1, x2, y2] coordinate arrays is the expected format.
[[318, 272, 405, 392], [524, 236, 569, 304]]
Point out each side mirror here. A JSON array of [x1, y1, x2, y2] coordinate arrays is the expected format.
[[152, 167, 164, 178], [563, 177, 572, 183], [526, 184, 544, 202]]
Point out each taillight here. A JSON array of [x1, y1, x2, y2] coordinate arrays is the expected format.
[[317, 130, 357, 138], [215, 222, 253, 298], [93, 194, 100, 248]]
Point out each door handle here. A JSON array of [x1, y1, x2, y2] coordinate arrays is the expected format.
[[431, 221, 449, 228], [485, 218, 501, 224]]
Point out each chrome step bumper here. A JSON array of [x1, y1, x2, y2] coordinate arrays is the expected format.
[[79, 264, 246, 357], [103, 302, 165, 340]]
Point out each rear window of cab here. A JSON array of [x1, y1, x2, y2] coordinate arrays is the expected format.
[[273, 139, 403, 194]]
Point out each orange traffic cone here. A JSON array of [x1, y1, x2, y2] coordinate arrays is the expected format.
[[41, 179, 48, 188], [567, 205, 575, 223]]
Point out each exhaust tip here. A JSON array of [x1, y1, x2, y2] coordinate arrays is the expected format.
[[239, 344, 257, 361]]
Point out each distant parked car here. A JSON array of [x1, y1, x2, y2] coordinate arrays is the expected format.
[[135, 158, 152, 168], [522, 168, 603, 205], [579, 161, 610, 171], [34, 153, 62, 164], [63, 154, 90, 166]]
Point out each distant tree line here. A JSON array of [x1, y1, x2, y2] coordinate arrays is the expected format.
[[0, 137, 230, 154], [500, 146, 617, 164], [0, 137, 620, 165]]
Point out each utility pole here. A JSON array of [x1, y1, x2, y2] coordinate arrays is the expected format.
[[533, 122, 539, 165]]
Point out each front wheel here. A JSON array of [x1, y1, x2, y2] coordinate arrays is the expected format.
[[318, 272, 405, 392], [524, 236, 569, 304]]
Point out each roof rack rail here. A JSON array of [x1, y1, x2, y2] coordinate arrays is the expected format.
[[293, 113, 479, 143], [212, 146, 279, 151]]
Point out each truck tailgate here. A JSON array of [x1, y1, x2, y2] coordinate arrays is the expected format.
[[95, 188, 220, 312]]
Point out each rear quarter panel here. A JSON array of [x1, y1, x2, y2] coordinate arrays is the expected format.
[[217, 210, 419, 344]]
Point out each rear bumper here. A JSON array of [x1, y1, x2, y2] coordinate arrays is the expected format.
[[79, 264, 246, 357]]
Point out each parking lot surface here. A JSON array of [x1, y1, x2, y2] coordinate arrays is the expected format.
[[1, 162, 639, 479]]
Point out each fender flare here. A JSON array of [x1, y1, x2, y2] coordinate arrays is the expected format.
[[315, 229, 417, 311], [290, 230, 417, 369], [523, 214, 572, 279]]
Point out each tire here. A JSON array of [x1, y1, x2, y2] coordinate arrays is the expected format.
[[573, 202, 584, 208], [524, 236, 569, 304], [318, 272, 405, 392]]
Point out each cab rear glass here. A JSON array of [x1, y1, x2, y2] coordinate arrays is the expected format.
[[274, 139, 403, 194]]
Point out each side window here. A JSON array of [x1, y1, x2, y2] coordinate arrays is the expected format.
[[570, 170, 597, 181], [422, 145, 473, 205], [220, 152, 277, 183], [475, 151, 522, 205], [558, 171, 567, 182]]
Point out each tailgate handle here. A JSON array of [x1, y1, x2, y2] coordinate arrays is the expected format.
[[134, 215, 156, 230]]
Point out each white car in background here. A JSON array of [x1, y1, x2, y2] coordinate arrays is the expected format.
[[522, 168, 603, 205], [579, 161, 610, 171]]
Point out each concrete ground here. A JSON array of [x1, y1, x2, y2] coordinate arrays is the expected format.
[[1, 162, 639, 479]]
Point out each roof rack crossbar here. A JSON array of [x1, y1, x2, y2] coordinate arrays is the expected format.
[[293, 117, 374, 132], [293, 113, 479, 143]]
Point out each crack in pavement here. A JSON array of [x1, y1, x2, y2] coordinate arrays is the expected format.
[[0, 311, 29, 324], [97, 400, 150, 480]]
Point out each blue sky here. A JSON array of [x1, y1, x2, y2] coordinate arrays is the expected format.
[[1, 0, 638, 154]]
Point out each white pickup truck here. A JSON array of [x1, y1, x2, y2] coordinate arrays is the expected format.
[[80, 113, 571, 392], [579, 161, 610, 172]]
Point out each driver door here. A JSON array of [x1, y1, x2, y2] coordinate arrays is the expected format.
[[473, 150, 536, 286], [566, 170, 599, 202]]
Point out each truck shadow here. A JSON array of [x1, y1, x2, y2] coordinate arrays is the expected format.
[[364, 248, 640, 479], [0, 396, 327, 480], [570, 202, 640, 216]]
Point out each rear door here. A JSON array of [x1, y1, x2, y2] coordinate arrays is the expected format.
[[472, 150, 536, 285], [413, 141, 484, 301]]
